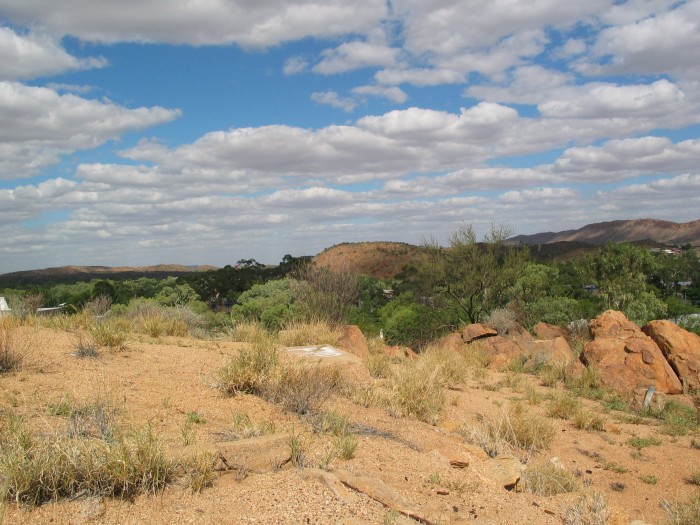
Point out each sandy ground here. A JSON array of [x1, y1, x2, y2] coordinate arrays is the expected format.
[[1, 325, 699, 524]]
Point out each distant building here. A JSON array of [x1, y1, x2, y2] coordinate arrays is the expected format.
[[0, 297, 10, 314]]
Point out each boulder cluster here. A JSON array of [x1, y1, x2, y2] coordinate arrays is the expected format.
[[429, 310, 700, 400]]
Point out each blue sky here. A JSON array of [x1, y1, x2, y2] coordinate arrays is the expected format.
[[1, 0, 699, 272]]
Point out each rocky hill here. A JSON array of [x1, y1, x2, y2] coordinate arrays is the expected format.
[[313, 242, 422, 280], [509, 218, 700, 246]]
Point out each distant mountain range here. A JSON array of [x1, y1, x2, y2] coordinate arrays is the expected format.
[[2, 219, 698, 285], [0, 264, 217, 286], [508, 219, 700, 246]]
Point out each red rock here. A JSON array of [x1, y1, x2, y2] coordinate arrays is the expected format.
[[477, 336, 530, 369], [642, 320, 700, 391], [508, 322, 534, 341], [582, 311, 682, 396], [533, 322, 569, 340], [461, 323, 497, 343], [528, 336, 574, 367], [338, 324, 369, 359], [589, 310, 641, 339], [434, 332, 463, 353]]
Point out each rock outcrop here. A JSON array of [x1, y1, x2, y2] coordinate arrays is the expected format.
[[642, 320, 700, 391], [338, 324, 370, 359], [533, 322, 568, 340], [476, 335, 531, 370], [528, 336, 575, 367], [582, 311, 682, 396], [462, 324, 497, 343]]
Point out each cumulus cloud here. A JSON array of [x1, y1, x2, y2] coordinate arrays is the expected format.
[[0, 27, 106, 80], [313, 40, 399, 74], [283, 55, 309, 75], [0, 0, 387, 47], [310, 91, 358, 112], [0, 82, 181, 179], [581, 1, 700, 78], [352, 85, 408, 104]]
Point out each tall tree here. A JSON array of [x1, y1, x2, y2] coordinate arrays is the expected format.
[[413, 224, 528, 324]]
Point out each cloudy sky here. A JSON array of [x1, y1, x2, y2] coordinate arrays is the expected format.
[[1, 1, 699, 272]]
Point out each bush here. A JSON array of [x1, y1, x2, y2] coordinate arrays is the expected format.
[[231, 279, 301, 331], [483, 308, 518, 335], [292, 263, 359, 326]]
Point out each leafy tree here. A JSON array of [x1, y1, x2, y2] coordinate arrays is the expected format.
[[581, 242, 666, 324], [410, 224, 528, 324], [378, 292, 456, 348], [154, 279, 201, 307], [231, 278, 299, 330]]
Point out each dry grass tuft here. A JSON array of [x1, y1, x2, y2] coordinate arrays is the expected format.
[[179, 452, 216, 493], [215, 339, 279, 396], [573, 409, 606, 431], [88, 319, 129, 350], [263, 361, 342, 415], [564, 493, 611, 525], [277, 319, 344, 347], [365, 353, 393, 379], [0, 317, 29, 373], [547, 394, 583, 420], [0, 418, 172, 505], [663, 493, 700, 525], [464, 405, 556, 461], [229, 320, 274, 344], [388, 362, 446, 423], [522, 463, 578, 496], [224, 412, 276, 441]]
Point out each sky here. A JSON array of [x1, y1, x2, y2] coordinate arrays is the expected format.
[[1, 1, 700, 273]]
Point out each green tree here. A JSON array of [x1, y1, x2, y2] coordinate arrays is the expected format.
[[412, 224, 528, 324], [581, 242, 666, 324], [231, 278, 299, 330]]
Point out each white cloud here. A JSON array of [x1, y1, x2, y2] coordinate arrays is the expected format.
[[352, 85, 408, 104], [0, 0, 387, 47], [539, 79, 689, 119], [0, 27, 106, 80], [0, 81, 181, 179], [313, 40, 399, 74], [553, 137, 700, 178], [375, 67, 464, 86], [581, 1, 700, 78], [310, 91, 358, 112], [283, 55, 309, 75]]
